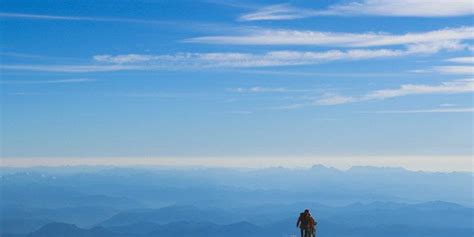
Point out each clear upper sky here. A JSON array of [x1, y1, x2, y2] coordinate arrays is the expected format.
[[1, 0, 473, 170]]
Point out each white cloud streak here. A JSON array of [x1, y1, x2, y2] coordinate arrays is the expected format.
[[433, 66, 474, 75], [370, 107, 474, 113], [414, 55, 473, 76], [228, 86, 321, 94], [91, 46, 454, 67], [439, 103, 457, 107], [0, 64, 143, 73], [238, 4, 317, 21], [239, 0, 474, 21], [314, 79, 474, 106], [0, 78, 94, 84], [324, 0, 474, 17], [186, 27, 474, 48], [314, 93, 357, 105], [0, 12, 167, 24], [229, 87, 287, 93], [1, 40, 468, 73], [93, 54, 161, 64], [445, 57, 474, 64], [0, 49, 430, 72], [0, 12, 99, 21], [364, 79, 474, 100]]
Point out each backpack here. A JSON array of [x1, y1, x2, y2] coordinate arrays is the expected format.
[[300, 214, 309, 227]]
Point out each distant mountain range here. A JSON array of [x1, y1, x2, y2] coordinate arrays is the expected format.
[[98, 201, 473, 228], [3, 201, 473, 237], [99, 205, 239, 227], [2, 165, 472, 207], [1, 166, 473, 236], [26, 222, 113, 237], [3, 221, 264, 237], [6, 218, 473, 237]]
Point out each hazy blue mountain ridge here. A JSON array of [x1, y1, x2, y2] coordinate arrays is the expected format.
[[1, 166, 473, 236]]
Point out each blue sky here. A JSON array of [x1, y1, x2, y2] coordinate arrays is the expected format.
[[1, 0, 473, 170]]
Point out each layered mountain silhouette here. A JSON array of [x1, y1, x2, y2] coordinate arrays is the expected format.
[[25, 222, 113, 237], [2, 166, 473, 237], [2, 201, 472, 237], [7, 218, 472, 237], [8, 221, 264, 237], [100, 205, 238, 227]]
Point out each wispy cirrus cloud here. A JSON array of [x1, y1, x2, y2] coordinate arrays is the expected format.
[[433, 66, 474, 75], [0, 49, 431, 72], [0, 12, 246, 34], [186, 27, 474, 48], [239, 0, 474, 21], [277, 78, 474, 108], [229, 87, 287, 93], [445, 57, 474, 64], [0, 12, 168, 24], [95, 41, 464, 66], [0, 78, 94, 84], [314, 93, 357, 106], [0, 48, 462, 73], [93, 49, 413, 67], [313, 79, 474, 106], [369, 107, 474, 113], [238, 4, 317, 21], [2, 38, 468, 73], [93, 54, 161, 64], [413, 55, 473, 76], [0, 64, 142, 73], [107, 92, 200, 99], [228, 86, 322, 93], [0, 12, 100, 21], [324, 0, 474, 17], [439, 103, 457, 107], [364, 79, 474, 100]]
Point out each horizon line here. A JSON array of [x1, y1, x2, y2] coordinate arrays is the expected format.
[[1, 156, 472, 173]]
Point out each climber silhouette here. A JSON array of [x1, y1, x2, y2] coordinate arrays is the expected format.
[[296, 209, 317, 237]]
